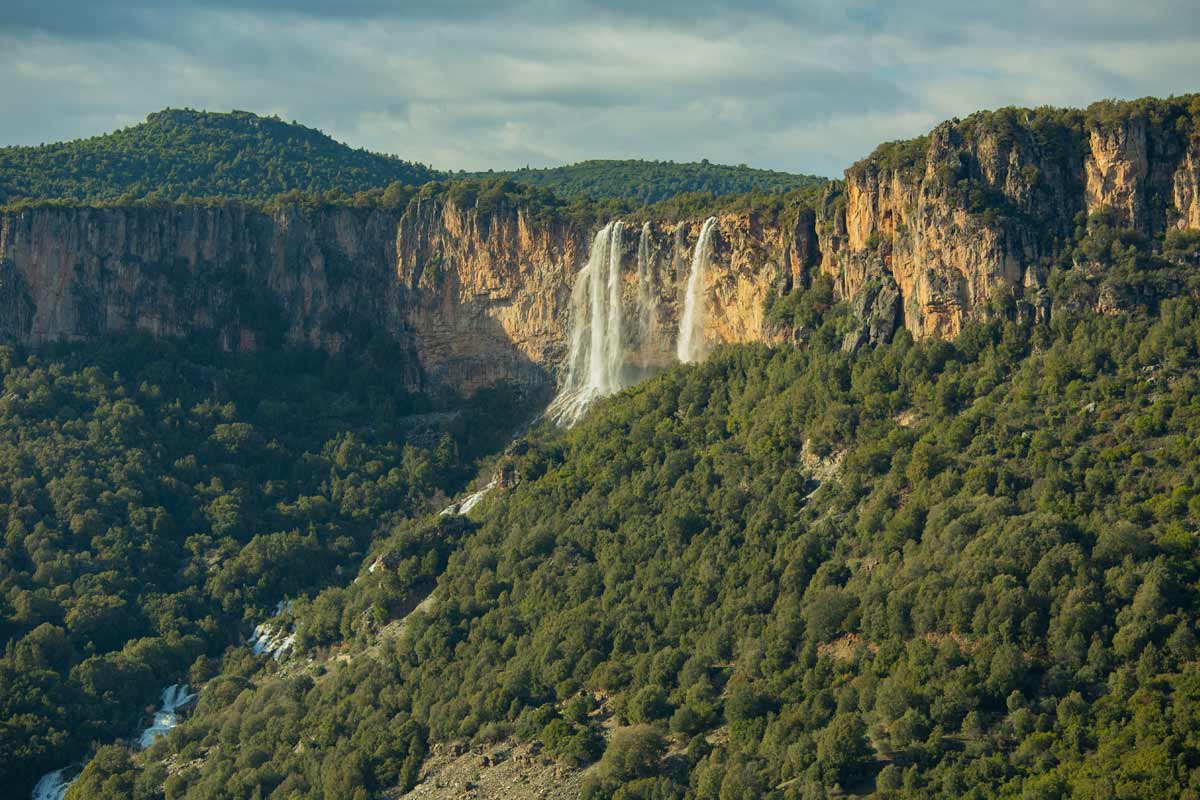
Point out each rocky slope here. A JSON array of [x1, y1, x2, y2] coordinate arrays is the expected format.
[[1, 95, 1197, 395]]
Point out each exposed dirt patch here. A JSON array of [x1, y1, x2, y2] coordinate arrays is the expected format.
[[800, 439, 845, 484], [817, 632, 878, 661], [389, 740, 588, 800]]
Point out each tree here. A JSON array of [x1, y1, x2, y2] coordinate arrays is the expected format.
[[815, 713, 871, 787], [599, 725, 666, 781]]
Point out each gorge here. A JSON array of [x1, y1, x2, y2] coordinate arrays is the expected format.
[[4, 92, 1200, 800], [2, 98, 1199, 415]]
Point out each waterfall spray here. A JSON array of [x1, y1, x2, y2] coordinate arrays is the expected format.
[[676, 217, 718, 364], [547, 222, 629, 425], [636, 222, 658, 350], [605, 221, 626, 392]]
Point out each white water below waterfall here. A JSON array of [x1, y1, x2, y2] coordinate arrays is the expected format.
[[33, 681, 198, 799], [248, 599, 295, 659], [33, 768, 77, 800], [138, 684, 197, 749]]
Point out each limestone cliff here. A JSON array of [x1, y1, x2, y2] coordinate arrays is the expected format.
[[391, 200, 802, 391], [1, 94, 1196, 397], [817, 95, 1200, 339], [0, 200, 803, 396]]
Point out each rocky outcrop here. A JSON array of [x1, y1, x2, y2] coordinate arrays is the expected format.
[[1173, 137, 1200, 231], [1086, 117, 1150, 230], [816, 96, 1200, 339]]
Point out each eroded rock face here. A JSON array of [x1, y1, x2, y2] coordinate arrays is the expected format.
[[0, 203, 409, 355], [1086, 117, 1150, 230], [0, 202, 803, 396], [820, 121, 1046, 340], [817, 106, 1200, 339], [1174, 138, 1200, 231], [394, 198, 586, 394]]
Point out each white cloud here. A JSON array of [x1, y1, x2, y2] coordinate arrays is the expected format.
[[1, 1, 1197, 176]]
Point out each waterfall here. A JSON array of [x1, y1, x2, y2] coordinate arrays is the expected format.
[[138, 684, 197, 749], [33, 768, 76, 800], [547, 216, 716, 426], [594, 220, 624, 394], [33, 682, 197, 798], [636, 222, 658, 351], [677, 216, 718, 364], [547, 221, 629, 425]]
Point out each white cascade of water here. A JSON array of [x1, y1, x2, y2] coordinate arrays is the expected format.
[[636, 221, 659, 351], [138, 684, 197, 749], [248, 600, 296, 659], [676, 217, 718, 364], [33, 679, 198, 798], [546, 222, 629, 425], [33, 768, 77, 800], [604, 221, 625, 393]]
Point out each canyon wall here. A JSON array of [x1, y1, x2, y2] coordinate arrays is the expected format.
[[818, 99, 1200, 340], [0, 200, 804, 396], [393, 200, 805, 391], [1, 97, 1197, 396]]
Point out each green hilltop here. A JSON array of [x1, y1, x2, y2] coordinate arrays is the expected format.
[[0, 109, 825, 206], [0, 109, 439, 203]]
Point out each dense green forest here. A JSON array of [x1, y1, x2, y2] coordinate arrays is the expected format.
[[0, 110, 439, 204], [0, 109, 441, 203], [0, 110, 824, 208], [475, 160, 827, 205], [49, 211, 1200, 799], [0, 335, 529, 795]]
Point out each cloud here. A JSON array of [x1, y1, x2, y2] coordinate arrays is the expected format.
[[1, 1, 1198, 176]]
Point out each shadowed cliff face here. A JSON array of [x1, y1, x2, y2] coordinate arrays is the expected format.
[[0, 203, 408, 352], [0, 201, 807, 397], [2, 100, 1197, 396]]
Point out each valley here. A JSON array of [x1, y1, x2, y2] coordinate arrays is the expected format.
[[1, 92, 1199, 800]]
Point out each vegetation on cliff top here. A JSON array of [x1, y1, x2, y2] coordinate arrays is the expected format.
[[0, 175, 828, 247], [0, 110, 824, 209], [473, 159, 827, 205], [847, 93, 1200, 184]]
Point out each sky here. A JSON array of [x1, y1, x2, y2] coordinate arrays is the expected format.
[[2, 1, 1199, 177]]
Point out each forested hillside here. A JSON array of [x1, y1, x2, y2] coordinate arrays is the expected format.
[[0, 335, 528, 794], [0, 110, 439, 203], [475, 160, 827, 205], [56, 210, 1200, 799]]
